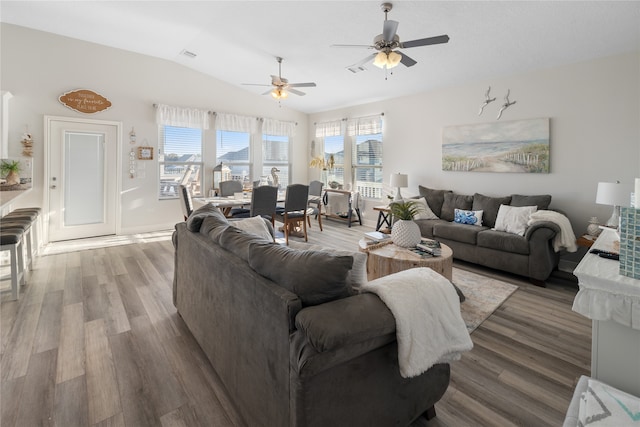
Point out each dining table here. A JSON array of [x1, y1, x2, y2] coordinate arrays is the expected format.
[[193, 192, 287, 217]]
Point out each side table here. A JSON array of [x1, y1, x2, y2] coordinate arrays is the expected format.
[[373, 205, 392, 232], [359, 240, 453, 282]]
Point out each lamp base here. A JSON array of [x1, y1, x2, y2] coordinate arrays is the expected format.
[[393, 188, 403, 202], [605, 205, 621, 229]]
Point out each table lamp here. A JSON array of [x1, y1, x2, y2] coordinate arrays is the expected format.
[[390, 173, 408, 202], [596, 181, 628, 228]]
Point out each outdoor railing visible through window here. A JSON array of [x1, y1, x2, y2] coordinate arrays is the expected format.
[[158, 125, 203, 199]]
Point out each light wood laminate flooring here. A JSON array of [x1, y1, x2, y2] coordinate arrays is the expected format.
[[1, 217, 590, 426]]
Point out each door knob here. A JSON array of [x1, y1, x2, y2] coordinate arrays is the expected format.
[[50, 185, 57, 189]]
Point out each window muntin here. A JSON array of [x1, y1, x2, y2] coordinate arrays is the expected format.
[[158, 125, 202, 199]]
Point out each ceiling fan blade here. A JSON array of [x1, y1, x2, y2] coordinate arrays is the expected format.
[[346, 53, 377, 72], [383, 19, 399, 41], [287, 82, 316, 88], [401, 34, 449, 49], [287, 88, 306, 96], [242, 83, 272, 87], [330, 44, 375, 49], [261, 89, 273, 96], [399, 52, 417, 67]]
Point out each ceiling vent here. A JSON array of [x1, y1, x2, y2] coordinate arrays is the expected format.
[[180, 49, 197, 59]]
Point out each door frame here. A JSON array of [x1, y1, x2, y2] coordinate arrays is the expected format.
[[43, 115, 122, 244]]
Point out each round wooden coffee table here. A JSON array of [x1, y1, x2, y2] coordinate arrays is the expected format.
[[359, 240, 453, 281]]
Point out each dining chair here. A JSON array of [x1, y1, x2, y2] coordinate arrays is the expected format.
[[219, 180, 243, 196], [179, 184, 194, 220], [275, 184, 309, 245], [232, 185, 278, 226], [307, 180, 324, 231], [220, 180, 249, 216]]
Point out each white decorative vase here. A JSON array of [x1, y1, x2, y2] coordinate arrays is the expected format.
[[391, 220, 422, 248], [587, 217, 601, 237]]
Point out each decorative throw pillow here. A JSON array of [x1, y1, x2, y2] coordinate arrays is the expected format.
[[230, 216, 273, 241], [408, 197, 439, 220], [248, 242, 354, 306], [440, 193, 473, 222], [472, 193, 512, 228], [418, 186, 452, 218], [187, 205, 227, 232], [494, 205, 537, 236], [454, 209, 484, 226]]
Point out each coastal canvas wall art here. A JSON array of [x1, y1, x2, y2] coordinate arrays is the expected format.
[[442, 118, 550, 173]]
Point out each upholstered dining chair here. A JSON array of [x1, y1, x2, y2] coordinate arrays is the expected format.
[[178, 184, 194, 220], [307, 180, 324, 231], [275, 184, 309, 245], [219, 180, 249, 216], [232, 185, 278, 226]]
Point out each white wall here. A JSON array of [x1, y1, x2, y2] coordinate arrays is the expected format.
[[3, 22, 639, 251], [309, 52, 640, 242], [1, 23, 308, 235]]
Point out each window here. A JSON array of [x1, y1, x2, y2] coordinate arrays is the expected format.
[[158, 125, 202, 199], [324, 135, 345, 187], [216, 130, 251, 187], [262, 134, 290, 189], [350, 116, 383, 199]]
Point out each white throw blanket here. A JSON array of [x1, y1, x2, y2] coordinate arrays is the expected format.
[[527, 210, 578, 252], [361, 268, 473, 378]]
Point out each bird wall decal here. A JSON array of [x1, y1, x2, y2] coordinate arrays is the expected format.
[[478, 86, 496, 116], [497, 89, 516, 120]]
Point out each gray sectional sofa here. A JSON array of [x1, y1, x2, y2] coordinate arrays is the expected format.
[[414, 186, 562, 283], [172, 205, 450, 427]]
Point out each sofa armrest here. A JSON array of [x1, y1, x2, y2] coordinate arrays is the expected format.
[[524, 220, 560, 241], [295, 293, 395, 353]]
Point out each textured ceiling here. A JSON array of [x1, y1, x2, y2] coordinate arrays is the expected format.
[[2, 1, 639, 113]]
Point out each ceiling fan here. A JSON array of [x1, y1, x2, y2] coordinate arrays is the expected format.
[[242, 57, 316, 100], [332, 2, 449, 72]]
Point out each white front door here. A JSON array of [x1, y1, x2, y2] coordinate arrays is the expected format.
[[47, 117, 120, 242]]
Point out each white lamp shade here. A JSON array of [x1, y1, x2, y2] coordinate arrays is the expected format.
[[390, 173, 408, 188], [596, 182, 628, 206]]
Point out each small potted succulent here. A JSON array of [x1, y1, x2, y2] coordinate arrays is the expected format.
[[389, 200, 423, 248], [0, 160, 21, 186]]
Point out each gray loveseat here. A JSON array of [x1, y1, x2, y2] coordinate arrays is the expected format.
[[414, 186, 562, 283], [172, 205, 450, 427]]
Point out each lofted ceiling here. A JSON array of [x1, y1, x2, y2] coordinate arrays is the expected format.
[[1, 1, 639, 114]]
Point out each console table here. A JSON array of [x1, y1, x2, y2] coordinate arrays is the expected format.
[[572, 227, 640, 396], [322, 189, 362, 227]]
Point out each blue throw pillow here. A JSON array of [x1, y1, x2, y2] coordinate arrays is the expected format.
[[454, 209, 484, 226]]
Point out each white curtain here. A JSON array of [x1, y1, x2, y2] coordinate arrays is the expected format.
[[347, 114, 383, 136], [155, 103, 210, 129], [263, 118, 296, 137], [315, 120, 343, 138], [216, 112, 257, 133]]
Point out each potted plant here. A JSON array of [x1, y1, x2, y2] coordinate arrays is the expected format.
[[0, 160, 21, 186], [389, 199, 423, 248]]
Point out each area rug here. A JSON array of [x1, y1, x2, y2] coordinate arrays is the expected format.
[[453, 267, 518, 333]]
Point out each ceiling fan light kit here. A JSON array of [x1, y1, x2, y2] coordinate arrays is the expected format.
[[334, 2, 449, 74], [242, 56, 316, 103]]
